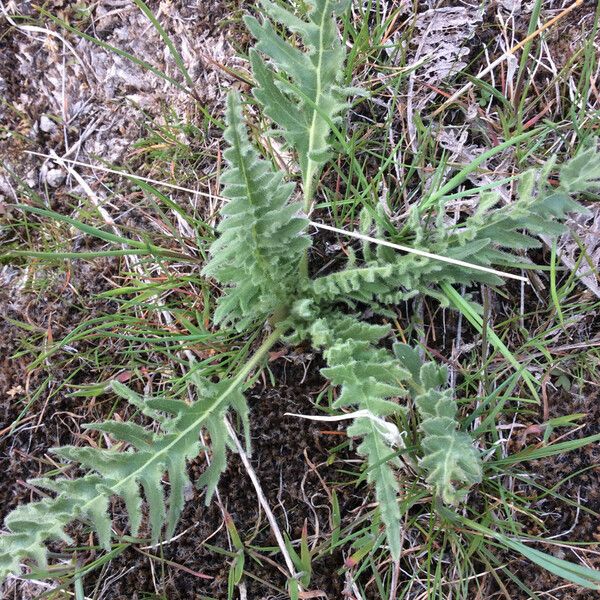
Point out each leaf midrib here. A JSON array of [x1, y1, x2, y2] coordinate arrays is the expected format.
[[78, 326, 284, 530], [230, 108, 272, 277], [303, 0, 330, 210]]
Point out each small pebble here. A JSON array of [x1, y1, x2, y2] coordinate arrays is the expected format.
[[45, 168, 65, 188], [39, 115, 57, 134]]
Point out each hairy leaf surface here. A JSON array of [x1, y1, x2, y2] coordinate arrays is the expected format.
[[311, 148, 593, 309], [394, 345, 482, 504], [311, 315, 409, 559], [245, 0, 356, 201], [202, 92, 310, 329], [0, 378, 248, 580]]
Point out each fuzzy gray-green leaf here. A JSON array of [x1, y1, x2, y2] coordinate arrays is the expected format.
[[0, 377, 248, 580], [245, 0, 356, 197], [413, 364, 482, 504], [312, 315, 409, 558], [201, 91, 310, 330]]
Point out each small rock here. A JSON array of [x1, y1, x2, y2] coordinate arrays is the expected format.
[[39, 115, 57, 134], [498, 0, 522, 12], [325, 242, 342, 256], [45, 168, 65, 188]]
